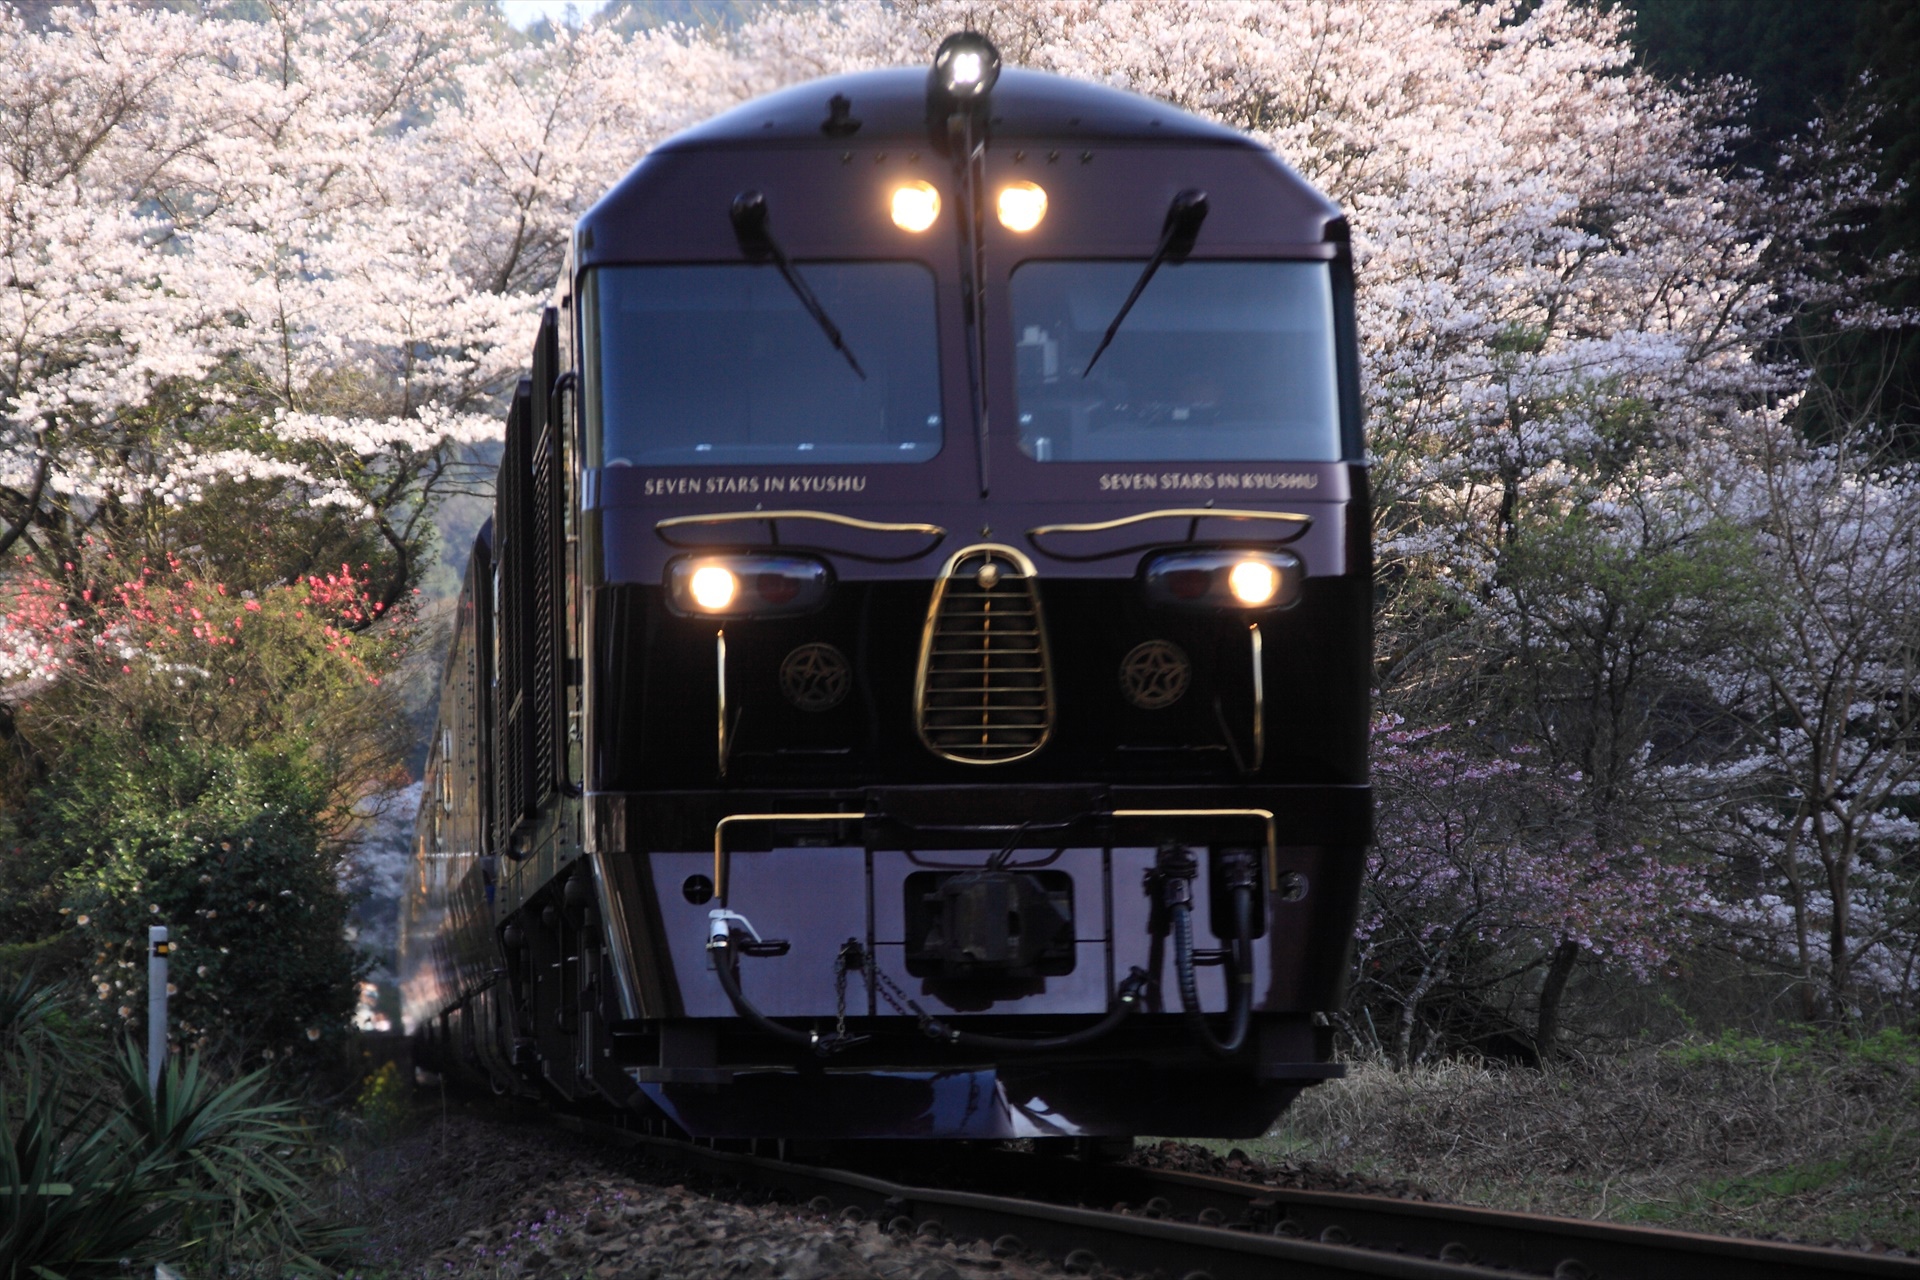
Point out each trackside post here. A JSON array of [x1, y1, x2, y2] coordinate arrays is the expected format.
[[148, 925, 168, 1093]]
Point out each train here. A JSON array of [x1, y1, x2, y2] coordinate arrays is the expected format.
[[401, 32, 1371, 1142]]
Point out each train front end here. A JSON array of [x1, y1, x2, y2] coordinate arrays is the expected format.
[[455, 38, 1370, 1140]]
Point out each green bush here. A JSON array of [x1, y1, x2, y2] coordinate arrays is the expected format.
[[353, 1060, 416, 1142], [0, 565, 410, 1064], [1, 974, 354, 1277], [13, 726, 365, 1068]]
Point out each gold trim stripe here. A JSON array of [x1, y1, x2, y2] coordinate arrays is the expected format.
[[1026, 507, 1311, 560], [656, 509, 945, 547]]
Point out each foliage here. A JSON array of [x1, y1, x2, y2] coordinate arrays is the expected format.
[[0, 560, 408, 758], [0, 3, 518, 611], [0, 974, 354, 1278], [0, 563, 402, 1061], [352, 1060, 416, 1143], [1356, 718, 1706, 1065], [1256, 1042, 1920, 1250], [0, 0, 1916, 1057], [30, 730, 364, 1063], [1660, 1025, 1920, 1071], [1626, 0, 1920, 444]]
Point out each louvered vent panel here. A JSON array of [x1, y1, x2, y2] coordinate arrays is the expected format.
[[915, 546, 1053, 764], [493, 380, 534, 854], [530, 428, 557, 806]]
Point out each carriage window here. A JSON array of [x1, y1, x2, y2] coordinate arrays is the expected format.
[[1009, 261, 1341, 463], [583, 263, 942, 466]]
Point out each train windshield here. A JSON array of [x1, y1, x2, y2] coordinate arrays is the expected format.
[[1009, 260, 1341, 462], [583, 262, 943, 466]]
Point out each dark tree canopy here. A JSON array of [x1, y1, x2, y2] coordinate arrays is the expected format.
[[1626, 0, 1920, 441]]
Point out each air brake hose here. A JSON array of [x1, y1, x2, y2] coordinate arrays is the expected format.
[[709, 937, 814, 1048], [1167, 852, 1254, 1058], [714, 929, 1149, 1057], [912, 968, 1150, 1052]]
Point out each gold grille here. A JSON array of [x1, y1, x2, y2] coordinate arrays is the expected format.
[[915, 544, 1053, 764]]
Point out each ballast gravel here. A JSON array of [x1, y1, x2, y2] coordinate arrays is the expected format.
[[440, 1189, 1050, 1280], [343, 1110, 1077, 1280]]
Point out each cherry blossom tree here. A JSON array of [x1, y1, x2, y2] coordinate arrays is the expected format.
[[2, 0, 1915, 1044], [0, 3, 520, 624], [1361, 718, 1703, 1065], [1696, 420, 1920, 1022]]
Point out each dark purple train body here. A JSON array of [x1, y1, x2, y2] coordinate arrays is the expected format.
[[401, 35, 1370, 1141]]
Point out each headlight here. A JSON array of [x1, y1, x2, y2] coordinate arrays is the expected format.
[[668, 554, 832, 618], [1142, 549, 1301, 612], [891, 180, 941, 232], [689, 566, 737, 611], [1228, 560, 1280, 606], [996, 181, 1047, 232]]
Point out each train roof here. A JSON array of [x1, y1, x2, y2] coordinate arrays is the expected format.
[[653, 67, 1261, 154]]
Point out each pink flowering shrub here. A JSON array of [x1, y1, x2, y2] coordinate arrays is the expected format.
[[0, 562, 410, 1036], [1355, 717, 1706, 1065], [0, 560, 408, 773]]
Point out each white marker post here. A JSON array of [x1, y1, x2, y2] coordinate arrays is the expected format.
[[148, 925, 169, 1094]]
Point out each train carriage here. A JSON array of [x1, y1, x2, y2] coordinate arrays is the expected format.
[[401, 34, 1371, 1141]]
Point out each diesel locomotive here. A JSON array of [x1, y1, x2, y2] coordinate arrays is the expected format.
[[401, 33, 1371, 1140]]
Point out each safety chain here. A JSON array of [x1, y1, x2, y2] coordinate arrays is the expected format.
[[865, 951, 928, 1022], [828, 938, 938, 1038], [816, 940, 871, 1056]]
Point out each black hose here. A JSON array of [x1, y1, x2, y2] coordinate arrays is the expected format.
[[715, 936, 1147, 1057], [914, 968, 1149, 1052], [710, 938, 814, 1047], [1172, 883, 1252, 1058]]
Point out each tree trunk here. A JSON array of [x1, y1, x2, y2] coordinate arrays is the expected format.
[[1395, 947, 1452, 1071], [1779, 818, 1820, 1021], [1826, 851, 1852, 1024], [1533, 938, 1581, 1058]]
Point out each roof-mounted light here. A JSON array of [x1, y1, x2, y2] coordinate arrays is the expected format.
[[931, 31, 1000, 103], [891, 180, 941, 232], [997, 181, 1047, 232]]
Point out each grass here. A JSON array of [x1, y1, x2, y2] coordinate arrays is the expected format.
[[1196, 1035, 1920, 1253]]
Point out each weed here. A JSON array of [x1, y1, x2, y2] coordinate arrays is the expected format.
[[356, 1061, 418, 1143], [1, 974, 354, 1276], [1239, 1039, 1920, 1251]]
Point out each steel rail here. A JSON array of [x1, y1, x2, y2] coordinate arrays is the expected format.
[[550, 1117, 1920, 1279], [555, 1116, 1522, 1279], [963, 1152, 1920, 1280]]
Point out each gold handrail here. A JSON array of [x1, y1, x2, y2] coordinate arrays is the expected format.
[[711, 805, 1279, 902], [1027, 507, 1310, 560], [713, 811, 866, 904], [1248, 623, 1265, 773], [715, 629, 730, 778], [1112, 807, 1279, 886], [656, 509, 946, 561]]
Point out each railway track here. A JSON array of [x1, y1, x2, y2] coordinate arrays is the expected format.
[[553, 1115, 1920, 1280]]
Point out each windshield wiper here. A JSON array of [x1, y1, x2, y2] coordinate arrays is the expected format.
[[1081, 188, 1209, 378], [730, 190, 866, 380]]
